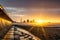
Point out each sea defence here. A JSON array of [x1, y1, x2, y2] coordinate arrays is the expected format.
[[0, 5, 13, 31]]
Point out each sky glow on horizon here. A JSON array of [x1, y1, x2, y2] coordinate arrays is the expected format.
[[0, 0, 60, 22]]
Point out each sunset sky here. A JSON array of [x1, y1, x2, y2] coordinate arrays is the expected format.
[[0, 0, 60, 22]]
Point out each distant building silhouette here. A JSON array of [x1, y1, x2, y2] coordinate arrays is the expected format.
[[27, 19, 29, 23], [30, 21, 33, 23], [23, 20, 26, 23], [32, 19, 35, 22], [30, 19, 35, 23]]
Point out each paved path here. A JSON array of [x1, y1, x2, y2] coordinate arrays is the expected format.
[[2, 26, 40, 40]]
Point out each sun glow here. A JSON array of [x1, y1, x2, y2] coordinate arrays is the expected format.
[[32, 20, 45, 26], [35, 20, 43, 23], [31, 20, 46, 26]]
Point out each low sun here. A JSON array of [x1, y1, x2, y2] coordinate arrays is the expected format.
[[35, 20, 43, 23], [31, 19, 47, 26], [32, 20, 44, 26]]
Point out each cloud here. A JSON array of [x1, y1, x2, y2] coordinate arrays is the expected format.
[[3, 6, 60, 21], [4, 7, 60, 19], [4, 7, 60, 15], [0, 0, 60, 8], [5, 7, 27, 12], [5, 7, 60, 12]]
